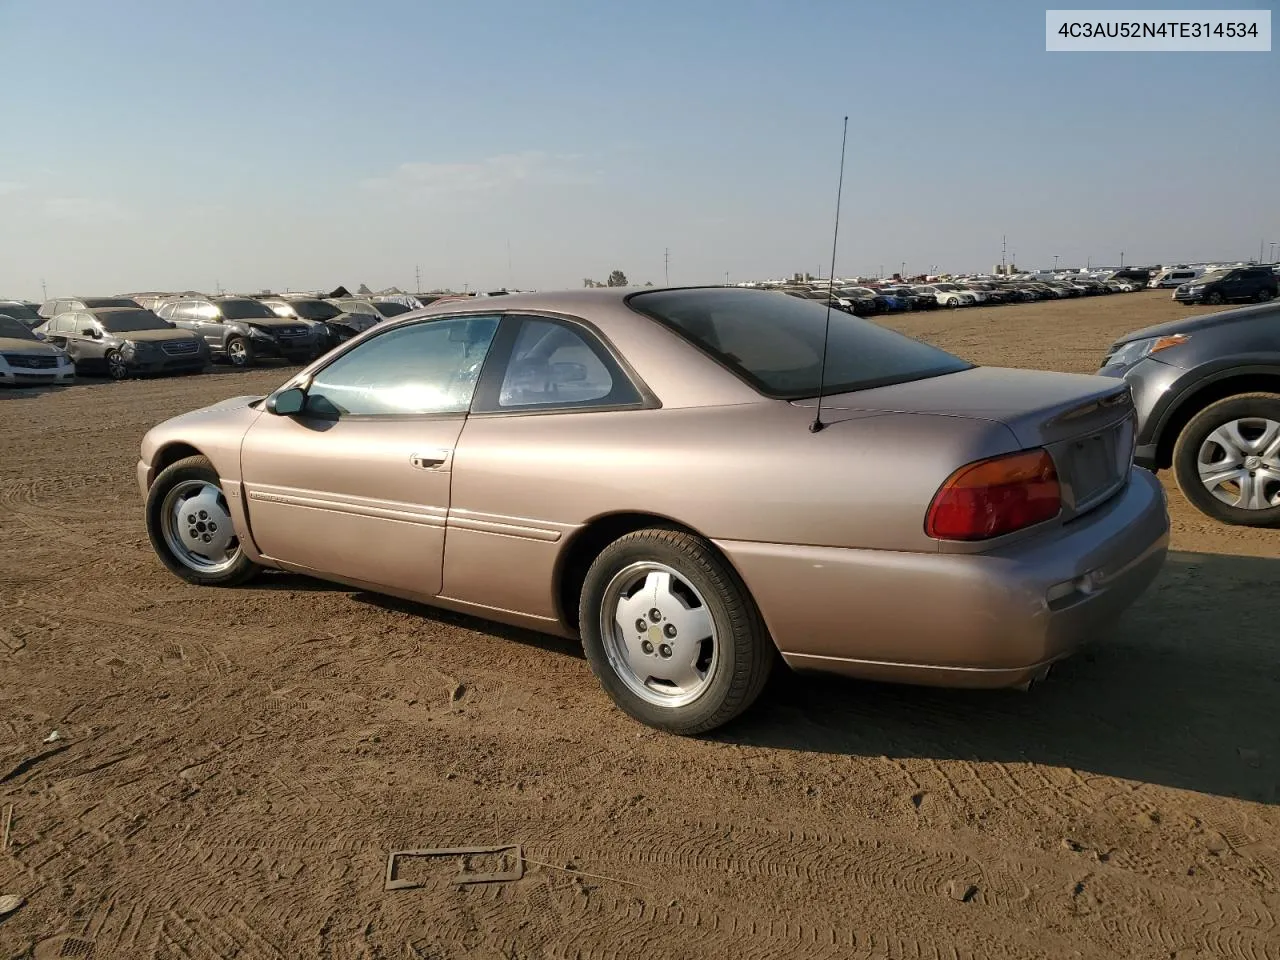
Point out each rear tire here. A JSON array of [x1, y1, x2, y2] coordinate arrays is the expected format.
[[1172, 393, 1280, 528], [579, 527, 774, 735]]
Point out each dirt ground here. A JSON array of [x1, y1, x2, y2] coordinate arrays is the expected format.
[[1, 290, 1276, 960]]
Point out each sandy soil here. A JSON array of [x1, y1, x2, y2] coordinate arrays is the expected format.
[[1, 290, 1276, 959]]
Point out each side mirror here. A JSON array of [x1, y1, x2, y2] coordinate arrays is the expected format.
[[81, 328, 98, 338], [266, 386, 306, 416]]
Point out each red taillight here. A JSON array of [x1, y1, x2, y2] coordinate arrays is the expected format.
[[925, 449, 1061, 541]]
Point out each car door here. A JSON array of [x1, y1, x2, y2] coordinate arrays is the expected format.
[[443, 315, 650, 618], [61, 313, 99, 367], [239, 313, 503, 598], [191, 301, 226, 347]]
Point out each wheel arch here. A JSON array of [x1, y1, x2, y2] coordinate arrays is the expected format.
[[145, 442, 206, 490], [554, 511, 745, 632], [1154, 371, 1280, 469]]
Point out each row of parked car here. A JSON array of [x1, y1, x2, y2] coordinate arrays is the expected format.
[[775, 274, 1149, 315], [0, 291, 446, 384]]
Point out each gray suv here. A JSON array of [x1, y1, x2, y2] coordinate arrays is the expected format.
[[155, 296, 318, 367], [1098, 301, 1280, 526]]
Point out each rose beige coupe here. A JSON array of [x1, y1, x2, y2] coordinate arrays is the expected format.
[[137, 287, 1170, 734]]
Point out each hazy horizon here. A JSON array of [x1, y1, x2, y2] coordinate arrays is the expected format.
[[2, 0, 1276, 301]]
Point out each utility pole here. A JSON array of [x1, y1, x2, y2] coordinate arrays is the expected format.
[[507, 240, 513, 289], [724, 271, 729, 286], [1120, 251, 1125, 268], [1001, 234, 1007, 276], [41, 278, 47, 300], [1053, 255, 1059, 271], [1261, 239, 1265, 263], [664, 248, 669, 286], [415, 265, 421, 293]]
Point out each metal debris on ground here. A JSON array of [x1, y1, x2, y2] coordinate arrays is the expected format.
[[42, 731, 60, 744], [385, 846, 525, 890], [0, 894, 24, 917], [1, 804, 11, 849]]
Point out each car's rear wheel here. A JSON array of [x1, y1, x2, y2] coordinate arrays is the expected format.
[[1172, 393, 1280, 527], [1256, 288, 1274, 303], [145, 455, 262, 585], [226, 336, 253, 367], [106, 350, 128, 380], [579, 528, 774, 735]]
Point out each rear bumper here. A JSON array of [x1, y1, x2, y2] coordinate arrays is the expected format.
[[714, 467, 1169, 689]]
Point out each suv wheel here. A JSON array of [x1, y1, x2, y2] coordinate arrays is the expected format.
[[1206, 291, 1225, 305], [226, 336, 253, 367], [1172, 393, 1280, 527], [1256, 288, 1274, 303]]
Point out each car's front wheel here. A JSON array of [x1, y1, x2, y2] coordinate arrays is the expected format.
[[1172, 393, 1280, 527], [106, 350, 129, 380], [225, 336, 253, 367], [1206, 292, 1225, 305], [579, 528, 774, 735], [145, 455, 262, 585]]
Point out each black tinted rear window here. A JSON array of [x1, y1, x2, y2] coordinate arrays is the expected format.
[[629, 288, 971, 399], [217, 298, 278, 319]]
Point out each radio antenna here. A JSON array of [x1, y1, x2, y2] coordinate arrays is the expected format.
[[810, 115, 849, 434]]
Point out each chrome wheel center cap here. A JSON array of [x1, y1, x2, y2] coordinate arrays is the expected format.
[[1244, 455, 1262, 470]]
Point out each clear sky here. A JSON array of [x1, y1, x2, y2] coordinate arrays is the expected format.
[[1, 0, 1276, 298]]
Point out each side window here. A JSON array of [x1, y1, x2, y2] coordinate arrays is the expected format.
[[491, 318, 640, 410], [194, 302, 221, 321], [304, 315, 500, 418], [156, 302, 174, 319], [49, 315, 68, 335]]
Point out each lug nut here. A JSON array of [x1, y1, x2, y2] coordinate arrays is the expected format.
[[635, 619, 647, 632], [202, 533, 212, 543], [641, 640, 654, 654], [209, 522, 217, 532], [658, 644, 673, 659], [199, 510, 208, 520], [663, 624, 677, 638], [648, 608, 662, 623], [187, 514, 196, 524]]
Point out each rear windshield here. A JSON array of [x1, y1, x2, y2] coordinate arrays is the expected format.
[[287, 299, 342, 320], [374, 301, 411, 317], [97, 309, 173, 332], [0, 316, 38, 340], [629, 288, 971, 399], [217, 298, 278, 319]]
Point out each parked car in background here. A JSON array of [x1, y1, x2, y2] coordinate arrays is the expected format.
[[0, 300, 45, 329], [259, 295, 376, 350], [326, 297, 412, 322], [1099, 300, 1280, 526], [0, 315, 76, 386], [38, 296, 140, 318], [1109, 268, 1154, 288], [155, 296, 317, 366], [1173, 266, 1278, 306], [880, 286, 937, 310], [35, 307, 208, 379], [136, 286, 1168, 734], [1150, 268, 1202, 289], [914, 283, 975, 308]]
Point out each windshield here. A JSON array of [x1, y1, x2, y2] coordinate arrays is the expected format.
[[83, 298, 140, 309], [933, 283, 959, 291], [629, 288, 971, 399], [0, 302, 41, 322], [217, 298, 279, 319], [97, 309, 174, 333], [1195, 272, 1227, 283], [287, 299, 342, 321], [0, 316, 39, 340]]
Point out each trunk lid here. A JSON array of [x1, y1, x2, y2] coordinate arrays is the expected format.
[[793, 366, 1137, 518]]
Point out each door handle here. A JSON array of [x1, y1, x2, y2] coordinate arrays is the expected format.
[[410, 449, 451, 469]]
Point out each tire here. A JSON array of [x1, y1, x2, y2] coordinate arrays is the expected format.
[[579, 527, 775, 735], [106, 350, 129, 381], [1206, 292, 1224, 305], [226, 335, 253, 367], [1256, 288, 1274, 303], [1172, 393, 1280, 528], [145, 455, 262, 585]]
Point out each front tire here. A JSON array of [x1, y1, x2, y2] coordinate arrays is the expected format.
[[1172, 393, 1280, 527], [226, 336, 253, 367], [145, 455, 262, 585], [106, 350, 129, 380], [1206, 292, 1225, 305], [579, 527, 774, 735]]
